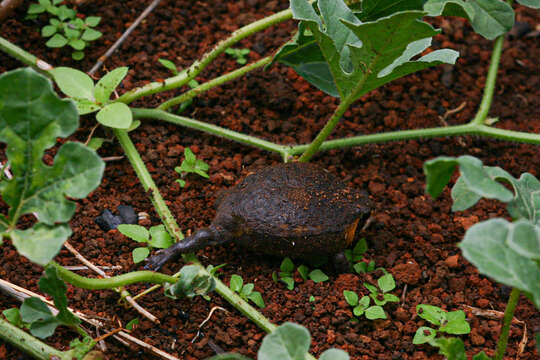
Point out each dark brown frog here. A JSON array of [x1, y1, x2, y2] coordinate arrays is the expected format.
[[145, 162, 371, 270]]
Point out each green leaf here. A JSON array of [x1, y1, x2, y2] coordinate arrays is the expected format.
[[158, 58, 179, 75], [472, 351, 491, 360], [96, 102, 133, 129], [20, 297, 60, 338], [363, 282, 378, 294], [73, 98, 101, 115], [117, 224, 149, 243], [308, 269, 328, 283], [87, 137, 105, 151], [360, 0, 425, 21], [41, 25, 57, 37], [11, 224, 71, 266], [377, 273, 396, 293], [64, 26, 81, 39], [127, 119, 141, 132], [319, 348, 350, 360], [132, 247, 150, 263], [185, 147, 196, 164], [460, 219, 540, 308], [343, 290, 359, 306], [365, 305, 386, 320], [57, 5, 75, 21], [424, 0, 514, 40], [46, 33, 68, 48], [69, 337, 96, 360], [413, 326, 437, 344], [383, 293, 400, 303], [280, 0, 458, 99], [81, 28, 102, 42], [416, 304, 446, 326], [280, 257, 295, 273], [429, 337, 467, 360], [85, 16, 101, 26], [424, 156, 513, 203], [353, 262, 367, 273], [72, 51, 85, 61], [68, 39, 86, 50], [241, 283, 254, 296], [517, 0, 540, 8], [39, 266, 79, 327], [506, 220, 540, 261], [297, 264, 309, 280], [280, 277, 295, 290], [50, 67, 95, 100], [258, 322, 310, 360], [206, 353, 253, 360], [148, 224, 174, 249], [352, 238, 368, 259], [248, 291, 265, 308], [440, 310, 470, 335], [3, 308, 23, 327], [125, 318, 139, 331], [230, 274, 243, 292], [29, 317, 61, 339], [165, 264, 215, 299], [28, 3, 46, 14]]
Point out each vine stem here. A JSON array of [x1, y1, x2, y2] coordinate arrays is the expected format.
[[157, 56, 272, 111], [116, 8, 293, 104], [493, 288, 520, 360], [50, 261, 178, 289], [0, 36, 53, 74], [0, 317, 75, 360]]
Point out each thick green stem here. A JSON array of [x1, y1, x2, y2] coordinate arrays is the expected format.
[[50, 262, 177, 289], [0, 317, 74, 360], [158, 56, 272, 111], [117, 9, 292, 104], [494, 288, 520, 360], [113, 129, 185, 242], [131, 108, 289, 158], [0, 36, 53, 75], [470, 34, 504, 125]]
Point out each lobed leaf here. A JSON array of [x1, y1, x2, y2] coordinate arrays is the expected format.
[[258, 322, 310, 360], [11, 224, 71, 266], [460, 219, 540, 309], [20, 297, 60, 339]]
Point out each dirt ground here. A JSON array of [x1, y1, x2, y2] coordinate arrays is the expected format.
[[0, 0, 539, 359]]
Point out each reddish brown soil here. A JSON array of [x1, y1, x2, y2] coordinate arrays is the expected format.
[[1, 0, 539, 359]]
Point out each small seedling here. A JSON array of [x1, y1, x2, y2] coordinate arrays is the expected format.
[[175, 148, 210, 187], [225, 48, 250, 64], [229, 274, 265, 308], [272, 257, 328, 290], [27, 0, 102, 60], [124, 318, 139, 331], [344, 238, 375, 274], [117, 224, 174, 263], [413, 304, 471, 345], [343, 271, 399, 320]]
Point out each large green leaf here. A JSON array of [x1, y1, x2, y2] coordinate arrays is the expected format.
[[424, 0, 515, 40], [319, 349, 349, 360], [258, 322, 311, 360], [460, 219, 540, 309], [20, 297, 60, 339], [39, 266, 80, 326], [276, 0, 457, 99], [11, 224, 71, 266], [359, 0, 426, 21], [517, 0, 540, 9]]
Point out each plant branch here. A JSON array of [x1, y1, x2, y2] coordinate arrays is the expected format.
[[116, 8, 293, 104], [50, 261, 178, 289], [494, 287, 520, 360], [0, 317, 75, 360], [157, 56, 272, 111], [131, 108, 289, 158], [470, 34, 504, 125], [0, 36, 53, 75]]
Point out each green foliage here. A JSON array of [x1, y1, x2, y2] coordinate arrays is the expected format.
[[413, 304, 470, 345], [165, 264, 216, 299], [344, 238, 375, 273], [27, 0, 102, 60], [517, 0, 540, 9], [344, 271, 398, 320], [158, 58, 200, 113], [2, 308, 25, 328], [158, 58, 179, 75], [69, 336, 96, 360], [225, 48, 251, 64], [125, 318, 139, 331], [0, 68, 104, 265], [175, 147, 210, 187], [274, 0, 458, 99], [50, 66, 133, 129], [229, 274, 265, 308], [273, 257, 328, 290], [118, 224, 174, 263], [424, 0, 515, 40], [424, 156, 540, 309]]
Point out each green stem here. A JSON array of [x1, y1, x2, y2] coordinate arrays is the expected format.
[[50, 262, 177, 289], [0, 317, 74, 360], [288, 123, 540, 155], [131, 108, 289, 159], [158, 56, 272, 111], [493, 288, 520, 360], [113, 129, 185, 242], [0, 36, 53, 76], [470, 34, 504, 125], [117, 9, 293, 104]]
